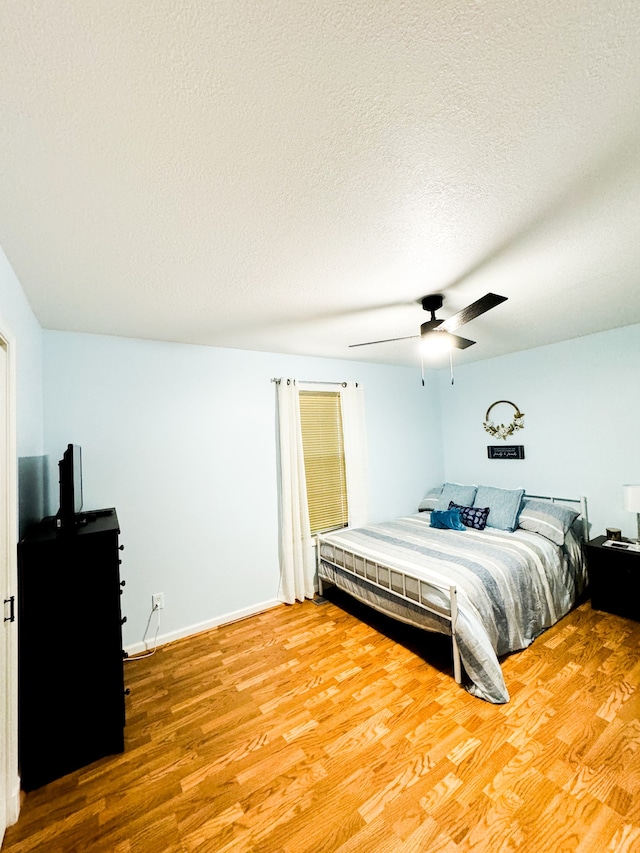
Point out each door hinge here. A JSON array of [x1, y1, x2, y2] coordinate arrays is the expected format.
[[4, 595, 15, 623]]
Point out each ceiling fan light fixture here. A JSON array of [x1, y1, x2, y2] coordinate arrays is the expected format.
[[421, 330, 453, 355]]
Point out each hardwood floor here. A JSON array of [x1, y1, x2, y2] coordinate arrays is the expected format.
[[4, 592, 640, 852]]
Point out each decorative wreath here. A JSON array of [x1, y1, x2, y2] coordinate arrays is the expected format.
[[483, 400, 525, 441]]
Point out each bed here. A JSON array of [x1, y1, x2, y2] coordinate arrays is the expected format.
[[317, 486, 588, 704]]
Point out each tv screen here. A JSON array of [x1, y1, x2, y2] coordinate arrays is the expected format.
[[57, 444, 83, 529]]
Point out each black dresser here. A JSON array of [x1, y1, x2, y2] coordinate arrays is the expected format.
[[18, 509, 127, 790]]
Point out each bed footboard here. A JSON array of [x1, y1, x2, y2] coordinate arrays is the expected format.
[[317, 538, 462, 684]]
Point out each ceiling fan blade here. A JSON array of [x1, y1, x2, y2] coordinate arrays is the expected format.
[[421, 330, 476, 349], [450, 334, 476, 349], [440, 293, 507, 333], [349, 334, 419, 348], [420, 318, 444, 334]]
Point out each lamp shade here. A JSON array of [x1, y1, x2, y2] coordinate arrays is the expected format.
[[623, 484, 640, 512]]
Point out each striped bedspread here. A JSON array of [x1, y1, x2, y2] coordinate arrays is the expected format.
[[318, 513, 585, 704]]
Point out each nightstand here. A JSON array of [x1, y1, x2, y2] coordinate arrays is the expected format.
[[585, 535, 640, 622]]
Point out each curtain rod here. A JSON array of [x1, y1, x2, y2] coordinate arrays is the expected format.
[[271, 378, 358, 387]]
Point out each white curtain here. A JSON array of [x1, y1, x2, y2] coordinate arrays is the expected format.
[[275, 378, 370, 605], [341, 381, 369, 529], [276, 379, 316, 604]]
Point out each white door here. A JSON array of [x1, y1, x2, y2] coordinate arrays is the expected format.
[[0, 340, 8, 844], [0, 335, 19, 843]]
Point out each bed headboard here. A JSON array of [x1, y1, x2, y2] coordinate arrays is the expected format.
[[524, 493, 589, 542]]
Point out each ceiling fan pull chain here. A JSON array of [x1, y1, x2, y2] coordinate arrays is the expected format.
[[421, 350, 425, 386], [450, 349, 454, 385]]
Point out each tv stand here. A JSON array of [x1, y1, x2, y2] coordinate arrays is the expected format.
[[18, 508, 127, 790]]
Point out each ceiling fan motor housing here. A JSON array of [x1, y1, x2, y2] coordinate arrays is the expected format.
[[421, 294, 444, 314], [420, 293, 445, 334]]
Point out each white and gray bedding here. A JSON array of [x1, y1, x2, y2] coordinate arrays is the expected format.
[[318, 512, 586, 704]]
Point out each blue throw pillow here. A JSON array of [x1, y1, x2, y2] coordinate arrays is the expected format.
[[435, 482, 478, 511], [430, 508, 466, 531], [474, 485, 525, 532], [449, 501, 490, 530]]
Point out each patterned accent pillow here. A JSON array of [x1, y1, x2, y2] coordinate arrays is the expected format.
[[430, 508, 466, 531], [449, 501, 490, 530]]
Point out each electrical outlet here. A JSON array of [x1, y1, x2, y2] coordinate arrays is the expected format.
[[152, 593, 164, 611]]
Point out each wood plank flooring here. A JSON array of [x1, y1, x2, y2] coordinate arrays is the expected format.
[[4, 591, 640, 852]]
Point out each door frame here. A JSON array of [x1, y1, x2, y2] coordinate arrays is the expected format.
[[0, 320, 20, 839]]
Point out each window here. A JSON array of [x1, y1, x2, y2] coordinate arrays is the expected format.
[[299, 390, 349, 534]]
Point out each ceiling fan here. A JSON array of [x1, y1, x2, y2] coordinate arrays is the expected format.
[[349, 292, 508, 351]]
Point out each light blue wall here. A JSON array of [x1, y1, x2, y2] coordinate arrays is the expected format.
[[0, 248, 45, 535], [43, 331, 442, 647], [0, 249, 43, 457], [437, 324, 640, 539]]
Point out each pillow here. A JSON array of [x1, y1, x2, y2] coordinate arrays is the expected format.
[[518, 499, 580, 546], [449, 501, 490, 531], [418, 485, 442, 512], [435, 482, 478, 511], [473, 485, 525, 532], [430, 508, 467, 531]]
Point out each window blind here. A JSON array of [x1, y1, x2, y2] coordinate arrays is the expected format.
[[299, 390, 349, 534]]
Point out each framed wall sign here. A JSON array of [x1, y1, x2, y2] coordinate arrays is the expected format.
[[487, 445, 525, 460]]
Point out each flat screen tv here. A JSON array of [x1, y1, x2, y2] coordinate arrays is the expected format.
[[56, 444, 83, 530]]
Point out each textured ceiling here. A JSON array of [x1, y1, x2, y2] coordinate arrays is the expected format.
[[2, 0, 640, 368]]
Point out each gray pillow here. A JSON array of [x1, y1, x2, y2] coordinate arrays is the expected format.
[[436, 482, 478, 511], [474, 485, 524, 532], [518, 499, 579, 545], [418, 485, 442, 512]]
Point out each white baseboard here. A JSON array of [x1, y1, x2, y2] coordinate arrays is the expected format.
[[7, 776, 20, 827], [124, 598, 283, 656]]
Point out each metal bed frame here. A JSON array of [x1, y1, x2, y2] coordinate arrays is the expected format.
[[316, 494, 588, 688]]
